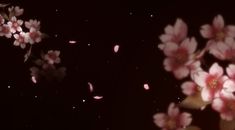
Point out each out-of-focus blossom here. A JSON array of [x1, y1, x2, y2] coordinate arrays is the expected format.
[[0, 24, 12, 38], [27, 28, 42, 44], [44, 50, 61, 65], [158, 18, 188, 50], [223, 64, 235, 95], [181, 81, 198, 96], [8, 6, 24, 17], [153, 103, 192, 130], [7, 16, 23, 33], [212, 92, 235, 121], [192, 63, 228, 102], [25, 19, 40, 30], [163, 38, 197, 79], [13, 32, 29, 49], [200, 15, 235, 55]]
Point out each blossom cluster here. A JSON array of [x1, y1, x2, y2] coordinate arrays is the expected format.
[[154, 15, 235, 130], [30, 50, 66, 83]]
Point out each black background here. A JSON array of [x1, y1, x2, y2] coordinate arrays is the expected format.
[[0, 0, 233, 130]]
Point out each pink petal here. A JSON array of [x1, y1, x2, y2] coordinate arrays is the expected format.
[[93, 96, 103, 100], [69, 40, 77, 44], [181, 38, 197, 54], [226, 64, 235, 78], [179, 112, 192, 126], [226, 25, 235, 37], [88, 82, 94, 92], [173, 66, 189, 79], [164, 25, 174, 35], [114, 45, 120, 53], [212, 98, 225, 111], [181, 81, 197, 96], [213, 15, 225, 30], [223, 80, 235, 93], [200, 24, 214, 38], [209, 45, 226, 60], [209, 62, 223, 77], [193, 71, 208, 87], [158, 43, 165, 50], [153, 113, 167, 127], [201, 87, 213, 102], [159, 34, 173, 43], [168, 103, 179, 117], [174, 18, 187, 41], [163, 42, 179, 57], [143, 83, 150, 90], [163, 58, 173, 71]]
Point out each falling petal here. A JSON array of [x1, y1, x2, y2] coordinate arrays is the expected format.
[[88, 82, 94, 92], [93, 96, 103, 100], [114, 45, 119, 53], [31, 76, 37, 84], [144, 83, 150, 90], [69, 40, 77, 44]]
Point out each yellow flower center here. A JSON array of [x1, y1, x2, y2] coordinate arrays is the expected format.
[[208, 79, 218, 89]]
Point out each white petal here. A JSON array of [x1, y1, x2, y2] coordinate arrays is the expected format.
[[193, 71, 208, 87], [201, 87, 213, 102], [223, 80, 235, 93], [209, 62, 223, 77], [226, 64, 235, 78]]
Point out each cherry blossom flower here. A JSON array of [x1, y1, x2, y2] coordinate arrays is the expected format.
[[0, 15, 5, 25], [222, 64, 235, 95], [181, 81, 198, 96], [25, 19, 40, 30], [44, 50, 61, 64], [0, 24, 12, 38], [8, 6, 24, 17], [27, 28, 42, 44], [192, 63, 228, 102], [212, 92, 235, 121], [158, 18, 187, 50], [153, 103, 192, 130], [200, 15, 235, 49], [13, 32, 29, 49], [209, 37, 235, 61], [7, 16, 23, 33], [163, 38, 197, 79]]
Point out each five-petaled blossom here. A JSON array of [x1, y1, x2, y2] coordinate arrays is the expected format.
[[0, 24, 12, 38], [163, 38, 198, 79], [25, 19, 40, 30], [27, 28, 42, 44], [153, 103, 192, 130], [158, 19, 188, 50], [13, 32, 29, 49], [8, 6, 24, 17], [44, 50, 61, 65], [7, 16, 23, 33], [192, 63, 228, 102]]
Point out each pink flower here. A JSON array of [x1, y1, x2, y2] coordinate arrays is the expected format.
[[0, 24, 12, 38], [153, 103, 192, 130], [7, 16, 23, 33], [209, 37, 235, 61], [8, 6, 24, 17], [200, 15, 235, 47], [25, 19, 40, 30], [27, 28, 42, 44], [158, 19, 187, 50], [212, 93, 235, 121], [13, 32, 29, 49], [163, 38, 197, 79], [222, 64, 235, 95], [44, 50, 61, 64], [193, 63, 228, 102], [181, 81, 198, 96]]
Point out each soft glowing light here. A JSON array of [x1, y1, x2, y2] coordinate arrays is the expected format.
[[88, 82, 94, 92], [82, 99, 86, 102], [143, 83, 150, 90], [31, 76, 37, 84], [93, 96, 103, 100], [69, 40, 77, 44], [7, 85, 11, 88], [114, 45, 120, 53]]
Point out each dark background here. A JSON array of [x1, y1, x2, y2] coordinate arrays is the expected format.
[[0, 0, 234, 130]]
